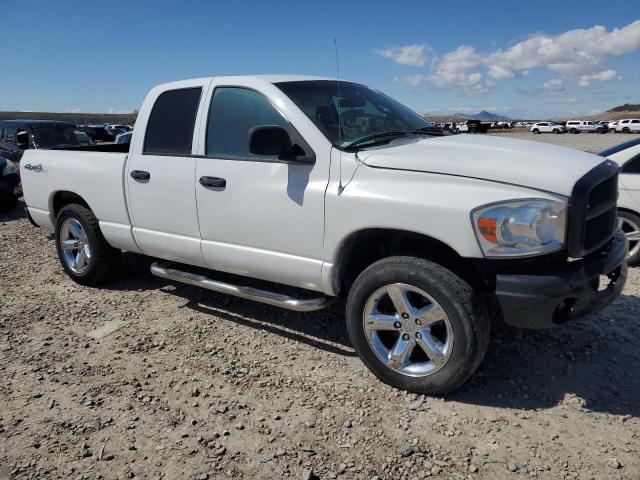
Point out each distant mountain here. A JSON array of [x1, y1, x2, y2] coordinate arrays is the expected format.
[[606, 103, 640, 113], [455, 110, 512, 122], [577, 103, 640, 121], [0, 111, 137, 125]]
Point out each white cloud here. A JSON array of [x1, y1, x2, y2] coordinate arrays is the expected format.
[[543, 78, 565, 93], [577, 69, 618, 87], [376, 19, 640, 96], [428, 69, 491, 97], [488, 64, 515, 79], [374, 44, 427, 67]]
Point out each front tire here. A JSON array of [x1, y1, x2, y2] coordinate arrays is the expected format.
[[55, 204, 120, 285], [619, 211, 640, 264], [346, 257, 490, 395]]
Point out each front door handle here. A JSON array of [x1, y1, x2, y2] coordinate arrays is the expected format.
[[130, 170, 150, 181], [199, 176, 226, 188]]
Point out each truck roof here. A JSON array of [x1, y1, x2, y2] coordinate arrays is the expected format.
[[152, 75, 340, 91]]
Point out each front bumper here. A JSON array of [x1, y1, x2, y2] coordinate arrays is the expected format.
[[495, 231, 628, 329]]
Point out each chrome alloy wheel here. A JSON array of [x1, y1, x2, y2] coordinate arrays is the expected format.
[[362, 283, 453, 377], [619, 216, 640, 260], [60, 218, 91, 274]]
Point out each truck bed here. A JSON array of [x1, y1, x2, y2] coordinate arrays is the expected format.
[[20, 149, 133, 249]]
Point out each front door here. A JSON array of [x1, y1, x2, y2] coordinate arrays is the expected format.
[[126, 80, 209, 267], [194, 83, 328, 291]]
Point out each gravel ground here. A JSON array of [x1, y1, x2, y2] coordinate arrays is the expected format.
[[1, 135, 640, 480], [487, 129, 633, 153]]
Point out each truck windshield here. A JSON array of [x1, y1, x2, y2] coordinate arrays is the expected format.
[[32, 125, 95, 149], [275, 80, 434, 149]]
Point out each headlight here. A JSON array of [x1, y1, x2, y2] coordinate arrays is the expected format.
[[2, 159, 17, 176], [472, 199, 567, 257]]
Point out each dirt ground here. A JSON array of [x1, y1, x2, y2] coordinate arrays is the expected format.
[[487, 129, 628, 153], [1, 133, 639, 480]]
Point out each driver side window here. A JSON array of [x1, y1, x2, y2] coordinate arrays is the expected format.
[[206, 87, 288, 161]]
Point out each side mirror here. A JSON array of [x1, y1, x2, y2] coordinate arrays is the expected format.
[[248, 125, 294, 158]]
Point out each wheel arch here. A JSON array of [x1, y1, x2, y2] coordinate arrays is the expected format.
[[618, 206, 640, 220], [50, 190, 92, 219], [331, 228, 487, 296]]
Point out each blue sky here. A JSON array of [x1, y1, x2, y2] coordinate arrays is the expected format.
[[1, 1, 638, 119]]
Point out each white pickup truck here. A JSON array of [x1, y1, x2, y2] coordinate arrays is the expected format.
[[565, 120, 605, 134], [21, 75, 628, 394]]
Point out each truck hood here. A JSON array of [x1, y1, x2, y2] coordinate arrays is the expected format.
[[357, 134, 605, 196]]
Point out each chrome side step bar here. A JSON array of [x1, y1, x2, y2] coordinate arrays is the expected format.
[[150, 262, 329, 312]]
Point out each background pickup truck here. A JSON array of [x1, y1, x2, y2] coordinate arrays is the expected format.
[[21, 75, 628, 394]]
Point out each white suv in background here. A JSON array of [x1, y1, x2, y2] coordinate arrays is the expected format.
[[530, 122, 565, 134], [565, 120, 605, 134], [616, 119, 640, 133]]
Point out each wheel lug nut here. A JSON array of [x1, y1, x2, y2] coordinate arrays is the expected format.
[[415, 332, 422, 339], [393, 321, 402, 329], [415, 319, 422, 325], [401, 312, 409, 319], [402, 333, 410, 341]]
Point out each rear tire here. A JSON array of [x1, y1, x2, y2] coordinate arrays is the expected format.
[[532, 129, 540, 134], [55, 204, 120, 286], [346, 256, 490, 395]]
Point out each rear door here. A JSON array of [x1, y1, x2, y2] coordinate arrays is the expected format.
[[126, 79, 210, 267], [193, 79, 330, 291]]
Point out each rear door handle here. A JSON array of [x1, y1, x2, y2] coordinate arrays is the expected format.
[[199, 176, 226, 188], [130, 170, 150, 181]]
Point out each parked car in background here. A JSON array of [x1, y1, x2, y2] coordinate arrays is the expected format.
[[104, 124, 131, 137], [615, 119, 640, 133], [599, 138, 640, 263], [0, 120, 95, 163], [0, 154, 20, 211], [21, 75, 627, 395], [115, 131, 133, 144], [530, 122, 565, 134], [454, 122, 469, 133], [565, 120, 605, 134], [78, 125, 116, 142]]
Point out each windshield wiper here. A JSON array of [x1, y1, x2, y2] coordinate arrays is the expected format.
[[412, 126, 444, 135], [343, 131, 415, 150], [343, 126, 444, 151]]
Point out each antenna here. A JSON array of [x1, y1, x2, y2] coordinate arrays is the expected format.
[[334, 38, 344, 194]]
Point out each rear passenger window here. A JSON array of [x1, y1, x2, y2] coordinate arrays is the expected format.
[[206, 87, 288, 161], [623, 155, 640, 174], [144, 87, 202, 155]]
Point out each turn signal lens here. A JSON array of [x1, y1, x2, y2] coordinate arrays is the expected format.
[[477, 217, 498, 243]]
